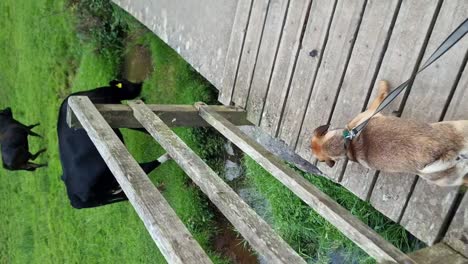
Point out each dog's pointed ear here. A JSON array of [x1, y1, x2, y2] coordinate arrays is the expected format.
[[314, 124, 330, 137]]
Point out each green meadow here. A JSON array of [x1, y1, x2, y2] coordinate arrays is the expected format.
[[0, 1, 420, 263], [0, 1, 226, 263]]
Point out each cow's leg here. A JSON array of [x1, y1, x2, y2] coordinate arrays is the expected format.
[[28, 130, 42, 138], [27, 123, 40, 129], [30, 148, 47, 160], [22, 162, 47, 171], [139, 153, 172, 174], [71, 192, 128, 209]]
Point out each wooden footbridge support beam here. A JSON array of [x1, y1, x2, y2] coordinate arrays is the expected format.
[[67, 103, 250, 129]]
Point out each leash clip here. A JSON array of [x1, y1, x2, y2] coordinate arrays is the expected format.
[[343, 129, 357, 140], [343, 129, 357, 150]]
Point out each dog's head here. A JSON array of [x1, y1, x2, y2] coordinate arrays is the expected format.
[[311, 124, 346, 168], [0, 107, 13, 119]]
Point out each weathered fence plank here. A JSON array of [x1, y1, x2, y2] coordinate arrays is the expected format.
[[232, 0, 270, 108], [246, 0, 290, 125], [68, 96, 213, 264], [259, 0, 312, 136], [219, 0, 253, 105], [444, 194, 467, 258], [397, 0, 468, 246], [276, 0, 336, 145], [128, 100, 306, 264], [67, 104, 250, 129], [322, 0, 400, 191], [340, 0, 441, 222], [196, 104, 415, 264]]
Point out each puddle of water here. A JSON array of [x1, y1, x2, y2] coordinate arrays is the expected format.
[[213, 215, 259, 264], [122, 43, 153, 82]]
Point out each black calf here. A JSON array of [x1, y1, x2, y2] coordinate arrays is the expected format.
[[0, 108, 46, 171], [58, 79, 168, 209]]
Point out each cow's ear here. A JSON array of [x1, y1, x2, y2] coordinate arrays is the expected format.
[[109, 80, 122, 88], [314, 124, 330, 137]]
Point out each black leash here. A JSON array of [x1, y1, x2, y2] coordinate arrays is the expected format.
[[343, 18, 468, 148]]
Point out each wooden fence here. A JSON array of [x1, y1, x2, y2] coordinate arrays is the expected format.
[[67, 96, 468, 263]]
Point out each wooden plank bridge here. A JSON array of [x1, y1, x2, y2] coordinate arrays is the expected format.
[[76, 0, 467, 262]]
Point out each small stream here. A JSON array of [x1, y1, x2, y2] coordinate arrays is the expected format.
[[218, 141, 274, 264]]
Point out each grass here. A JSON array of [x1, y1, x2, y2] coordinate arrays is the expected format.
[[0, 0, 227, 263], [243, 157, 421, 263]]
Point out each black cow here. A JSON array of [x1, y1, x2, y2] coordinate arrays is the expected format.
[[58, 79, 169, 209], [0, 108, 46, 171]]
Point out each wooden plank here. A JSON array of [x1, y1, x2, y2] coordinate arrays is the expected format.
[[196, 104, 415, 264], [335, 0, 442, 222], [259, 0, 312, 136], [280, 0, 365, 155], [287, 0, 367, 159], [395, 1, 468, 246], [444, 194, 467, 258], [370, 171, 417, 214], [275, 0, 336, 142], [400, 182, 459, 245], [128, 100, 306, 264], [318, 0, 400, 190], [246, 0, 289, 125], [67, 104, 250, 129], [444, 58, 468, 120], [402, 0, 468, 121], [218, 0, 253, 105], [232, 0, 270, 108], [68, 96, 212, 264], [405, 243, 468, 264]]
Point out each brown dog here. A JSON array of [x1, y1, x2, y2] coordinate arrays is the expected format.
[[311, 80, 468, 187]]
